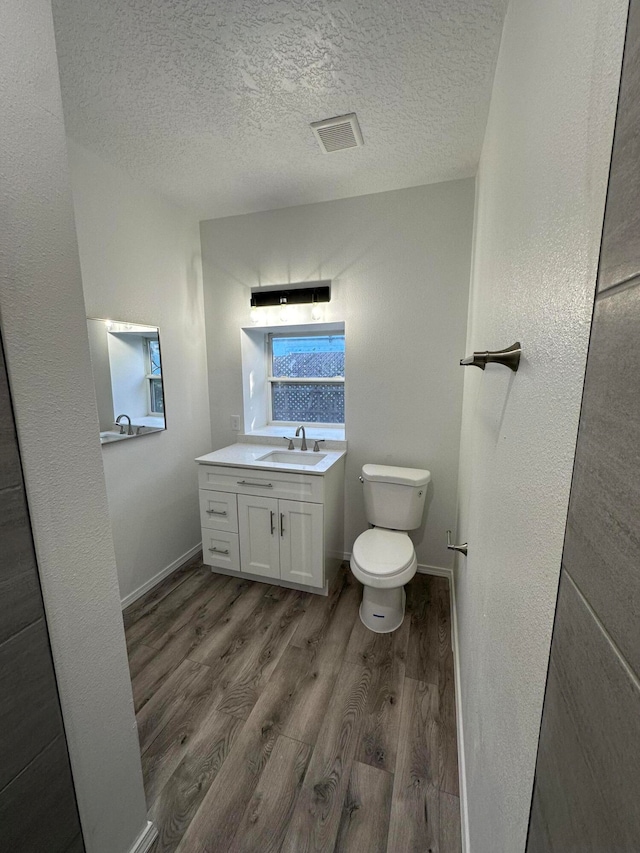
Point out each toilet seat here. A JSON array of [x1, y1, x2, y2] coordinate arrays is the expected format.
[[351, 528, 417, 589]]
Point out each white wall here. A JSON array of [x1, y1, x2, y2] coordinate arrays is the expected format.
[[0, 2, 149, 850], [200, 180, 475, 569], [108, 333, 149, 421], [67, 140, 212, 604], [455, 1, 628, 851], [87, 319, 115, 431]]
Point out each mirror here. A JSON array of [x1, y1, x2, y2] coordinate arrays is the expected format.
[[87, 318, 166, 444]]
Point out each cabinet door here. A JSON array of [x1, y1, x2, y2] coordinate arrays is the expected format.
[[238, 494, 280, 579], [279, 500, 324, 588]]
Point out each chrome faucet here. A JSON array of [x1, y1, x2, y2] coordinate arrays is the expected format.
[[295, 425, 307, 451], [115, 413, 133, 435]]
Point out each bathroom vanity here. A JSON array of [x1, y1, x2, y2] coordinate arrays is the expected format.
[[195, 443, 345, 594]]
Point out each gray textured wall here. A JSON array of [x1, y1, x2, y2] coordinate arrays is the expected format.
[[527, 2, 640, 849]]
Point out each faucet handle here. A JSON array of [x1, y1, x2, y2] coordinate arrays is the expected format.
[[313, 439, 325, 452], [282, 436, 295, 450]]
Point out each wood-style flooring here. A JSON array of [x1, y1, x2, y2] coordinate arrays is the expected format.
[[123, 556, 462, 853]]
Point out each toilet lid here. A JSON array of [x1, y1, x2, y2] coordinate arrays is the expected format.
[[352, 529, 415, 576]]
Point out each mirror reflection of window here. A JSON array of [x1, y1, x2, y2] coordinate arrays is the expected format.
[[145, 339, 164, 415], [86, 318, 167, 444]]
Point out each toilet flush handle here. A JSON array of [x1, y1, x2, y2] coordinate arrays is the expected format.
[[359, 475, 364, 483], [447, 530, 468, 557]]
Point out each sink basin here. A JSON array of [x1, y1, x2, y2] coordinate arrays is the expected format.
[[257, 451, 327, 466], [100, 430, 130, 444]]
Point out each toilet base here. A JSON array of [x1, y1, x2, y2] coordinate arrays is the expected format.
[[359, 585, 407, 633]]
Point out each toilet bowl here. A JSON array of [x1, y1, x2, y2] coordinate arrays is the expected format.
[[350, 463, 430, 633], [351, 528, 418, 632]]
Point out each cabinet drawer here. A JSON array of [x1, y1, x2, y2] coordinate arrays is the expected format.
[[199, 490, 238, 532], [202, 529, 240, 571], [198, 464, 324, 503]]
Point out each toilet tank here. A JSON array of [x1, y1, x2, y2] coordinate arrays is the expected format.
[[362, 464, 431, 530]]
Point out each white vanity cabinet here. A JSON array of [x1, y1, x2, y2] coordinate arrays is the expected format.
[[196, 448, 345, 594]]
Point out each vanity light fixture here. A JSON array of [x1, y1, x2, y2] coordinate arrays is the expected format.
[[249, 280, 331, 309], [250, 294, 260, 324], [249, 281, 331, 324], [311, 291, 323, 321]]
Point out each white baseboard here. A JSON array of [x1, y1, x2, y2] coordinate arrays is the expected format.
[[416, 562, 452, 578], [448, 568, 471, 853], [128, 820, 158, 853], [120, 543, 202, 610]]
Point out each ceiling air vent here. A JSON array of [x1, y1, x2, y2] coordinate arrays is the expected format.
[[311, 113, 364, 153]]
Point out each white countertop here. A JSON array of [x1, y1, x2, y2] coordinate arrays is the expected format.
[[239, 425, 346, 444], [195, 443, 346, 475]]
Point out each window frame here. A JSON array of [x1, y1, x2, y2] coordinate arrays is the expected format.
[[144, 338, 164, 417], [266, 330, 345, 428]]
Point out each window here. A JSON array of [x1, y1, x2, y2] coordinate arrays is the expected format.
[[268, 332, 344, 424], [145, 338, 164, 415]]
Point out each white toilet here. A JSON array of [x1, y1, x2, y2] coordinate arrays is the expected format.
[[350, 464, 431, 633]]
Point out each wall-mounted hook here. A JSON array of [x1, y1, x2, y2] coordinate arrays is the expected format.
[[447, 530, 468, 556], [460, 342, 521, 372]]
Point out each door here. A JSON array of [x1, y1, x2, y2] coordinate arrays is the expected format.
[[0, 335, 85, 851], [238, 494, 280, 579], [279, 499, 323, 588]]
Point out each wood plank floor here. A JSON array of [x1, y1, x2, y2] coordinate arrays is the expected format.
[[124, 556, 462, 853]]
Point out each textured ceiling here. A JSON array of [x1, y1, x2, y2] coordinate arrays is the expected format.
[[52, 0, 507, 219]]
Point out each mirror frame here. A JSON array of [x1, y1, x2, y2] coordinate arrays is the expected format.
[[87, 317, 167, 445]]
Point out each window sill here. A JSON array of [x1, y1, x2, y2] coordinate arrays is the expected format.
[[132, 416, 165, 428]]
